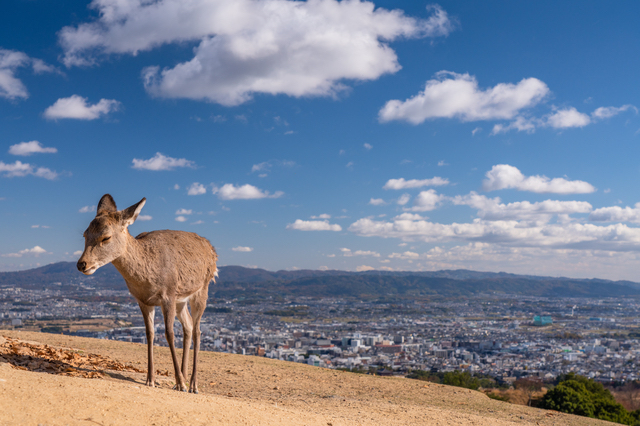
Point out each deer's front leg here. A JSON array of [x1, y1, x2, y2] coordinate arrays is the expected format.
[[138, 301, 156, 387], [161, 301, 187, 391]]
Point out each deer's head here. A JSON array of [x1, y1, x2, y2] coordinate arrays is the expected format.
[[77, 194, 146, 275]]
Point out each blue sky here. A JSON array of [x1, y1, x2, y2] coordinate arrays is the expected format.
[[1, 0, 640, 280]]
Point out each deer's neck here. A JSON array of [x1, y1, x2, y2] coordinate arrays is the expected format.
[[112, 233, 147, 283]]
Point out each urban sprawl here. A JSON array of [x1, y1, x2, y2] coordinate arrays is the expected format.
[[2, 285, 639, 386]]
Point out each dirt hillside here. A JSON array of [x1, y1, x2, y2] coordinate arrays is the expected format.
[[0, 331, 615, 426]]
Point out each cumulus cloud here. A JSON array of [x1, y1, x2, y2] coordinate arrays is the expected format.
[[44, 95, 120, 120], [79, 205, 96, 213], [132, 152, 196, 171], [286, 219, 342, 231], [341, 248, 380, 257], [364, 143, 373, 150], [591, 104, 637, 120], [137, 214, 152, 221], [482, 164, 596, 194], [213, 183, 283, 200], [0, 161, 58, 180], [348, 214, 640, 252], [176, 208, 192, 215], [311, 214, 331, 219], [492, 104, 636, 134], [491, 116, 537, 135], [388, 251, 420, 259], [397, 193, 411, 206], [175, 216, 187, 222], [379, 71, 549, 124], [453, 192, 592, 222], [589, 203, 640, 223], [59, 1, 454, 105], [1, 246, 49, 258], [8, 141, 57, 156], [369, 198, 386, 206], [356, 265, 375, 272], [545, 107, 591, 129], [232, 246, 253, 252], [187, 182, 207, 195], [0, 49, 59, 100], [408, 189, 445, 212], [383, 176, 449, 190]]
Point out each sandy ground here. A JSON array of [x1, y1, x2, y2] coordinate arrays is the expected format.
[[0, 331, 617, 426]]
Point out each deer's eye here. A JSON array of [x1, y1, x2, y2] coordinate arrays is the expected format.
[[101, 236, 111, 243]]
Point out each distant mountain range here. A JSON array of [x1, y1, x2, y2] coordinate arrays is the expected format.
[[1, 261, 639, 299]]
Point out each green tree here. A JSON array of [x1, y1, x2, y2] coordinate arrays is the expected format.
[[539, 373, 637, 425]]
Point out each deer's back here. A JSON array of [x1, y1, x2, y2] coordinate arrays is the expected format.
[[120, 230, 217, 303]]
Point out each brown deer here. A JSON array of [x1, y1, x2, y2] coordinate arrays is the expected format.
[[77, 194, 218, 393]]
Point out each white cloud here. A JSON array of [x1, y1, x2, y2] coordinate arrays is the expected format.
[[79, 205, 96, 213], [176, 209, 192, 215], [132, 152, 196, 171], [492, 104, 637, 134], [591, 105, 637, 120], [341, 248, 380, 257], [2, 246, 49, 258], [389, 251, 420, 259], [60, 1, 455, 105], [311, 214, 331, 219], [453, 192, 592, 222], [232, 246, 253, 252], [250, 160, 296, 175], [175, 216, 187, 222], [383, 176, 449, 190], [545, 107, 591, 129], [44, 95, 120, 120], [0, 161, 59, 180], [213, 183, 283, 200], [286, 219, 342, 231], [137, 214, 153, 221], [369, 198, 386, 206], [379, 71, 549, 124], [8, 141, 57, 156], [0, 49, 59, 100], [471, 127, 482, 136], [187, 182, 207, 195], [397, 193, 411, 206], [416, 243, 640, 281], [349, 214, 640, 253], [408, 189, 445, 212], [356, 265, 375, 272], [589, 203, 640, 223], [482, 164, 596, 194], [437, 160, 448, 166], [364, 143, 373, 150], [73, 250, 83, 256], [491, 116, 537, 134]]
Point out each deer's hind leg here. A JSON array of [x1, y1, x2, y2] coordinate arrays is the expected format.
[[188, 285, 208, 394], [176, 301, 193, 380]]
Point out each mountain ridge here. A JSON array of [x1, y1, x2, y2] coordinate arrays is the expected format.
[[1, 261, 638, 299]]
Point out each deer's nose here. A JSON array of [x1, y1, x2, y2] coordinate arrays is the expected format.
[[77, 261, 86, 272]]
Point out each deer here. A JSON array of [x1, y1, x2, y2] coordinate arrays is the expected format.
[[77, 194, 218, 393]]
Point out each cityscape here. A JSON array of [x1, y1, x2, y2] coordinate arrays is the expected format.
[[3, 279, 640, 388]]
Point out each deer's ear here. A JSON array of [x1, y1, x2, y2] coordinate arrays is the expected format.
[[97, 194, 117, 216], [122, 198, 146, 227]]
